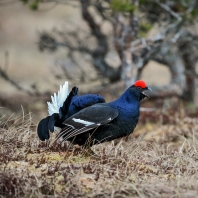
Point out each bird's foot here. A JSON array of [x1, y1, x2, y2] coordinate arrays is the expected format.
[[82, 148, 99, 158]]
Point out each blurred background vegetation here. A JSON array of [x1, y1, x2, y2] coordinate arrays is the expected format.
[[1, 0, 198, 121]]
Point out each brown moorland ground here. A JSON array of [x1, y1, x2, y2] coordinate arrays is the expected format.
[[1, 107, 198, 198]]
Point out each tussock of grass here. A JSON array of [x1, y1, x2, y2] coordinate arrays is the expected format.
[[0, 112, 198, 197]]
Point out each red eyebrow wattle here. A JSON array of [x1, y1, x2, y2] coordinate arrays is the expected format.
[[134, 80, 147, 88]]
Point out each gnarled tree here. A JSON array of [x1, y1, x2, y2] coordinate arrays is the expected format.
[[21, 0, 198, 101]]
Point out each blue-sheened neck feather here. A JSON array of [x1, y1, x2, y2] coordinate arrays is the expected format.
[[109, 88, 140, 118]]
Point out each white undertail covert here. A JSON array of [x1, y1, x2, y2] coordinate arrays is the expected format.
[[47, 81, 69, 115]]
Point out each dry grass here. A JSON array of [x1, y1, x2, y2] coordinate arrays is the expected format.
[[0, 111, 198, 198]]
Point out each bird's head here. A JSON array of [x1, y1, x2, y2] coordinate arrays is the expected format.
[[130, 80, 151, 101]]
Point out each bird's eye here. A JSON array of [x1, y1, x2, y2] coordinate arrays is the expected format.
[[137, 87, 142, 90]]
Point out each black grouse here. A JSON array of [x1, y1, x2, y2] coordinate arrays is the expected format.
[[37, 80, 151, 146]]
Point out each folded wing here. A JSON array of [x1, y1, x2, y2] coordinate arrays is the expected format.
[[56, 104, 118, 144]]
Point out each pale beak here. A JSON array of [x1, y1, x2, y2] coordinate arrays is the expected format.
[[142, 87, 152, 98], [147, 87, 152, 91]]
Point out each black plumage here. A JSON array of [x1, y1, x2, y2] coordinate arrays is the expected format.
[[54, 80, 151, 146]]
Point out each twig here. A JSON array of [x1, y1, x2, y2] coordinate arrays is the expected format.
[[0, 67, 31, 94], [154, 0, 182, 21]]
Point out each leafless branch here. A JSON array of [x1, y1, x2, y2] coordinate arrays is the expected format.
[[0, 67, 33, 95], [154, 0, 182, 21], [0, 52, 41, 96]]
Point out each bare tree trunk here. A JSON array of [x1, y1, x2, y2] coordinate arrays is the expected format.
[[180, 42, 196, 102], [113, 11, 138, 89], [80, 0, 121, 83], [137, 48, 185, 99], [122, 50, 135, 88]]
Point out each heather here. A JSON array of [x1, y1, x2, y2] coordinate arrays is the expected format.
[[1, 108, 198, 197]]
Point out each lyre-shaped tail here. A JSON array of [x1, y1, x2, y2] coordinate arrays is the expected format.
[[47, 81, 69, 115]]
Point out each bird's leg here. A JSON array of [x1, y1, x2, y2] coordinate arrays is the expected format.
[[82, 146, 96, 157], [81, 140, 99, 158], [67, 141, 75, 151], [81, 128, 101, 157]]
